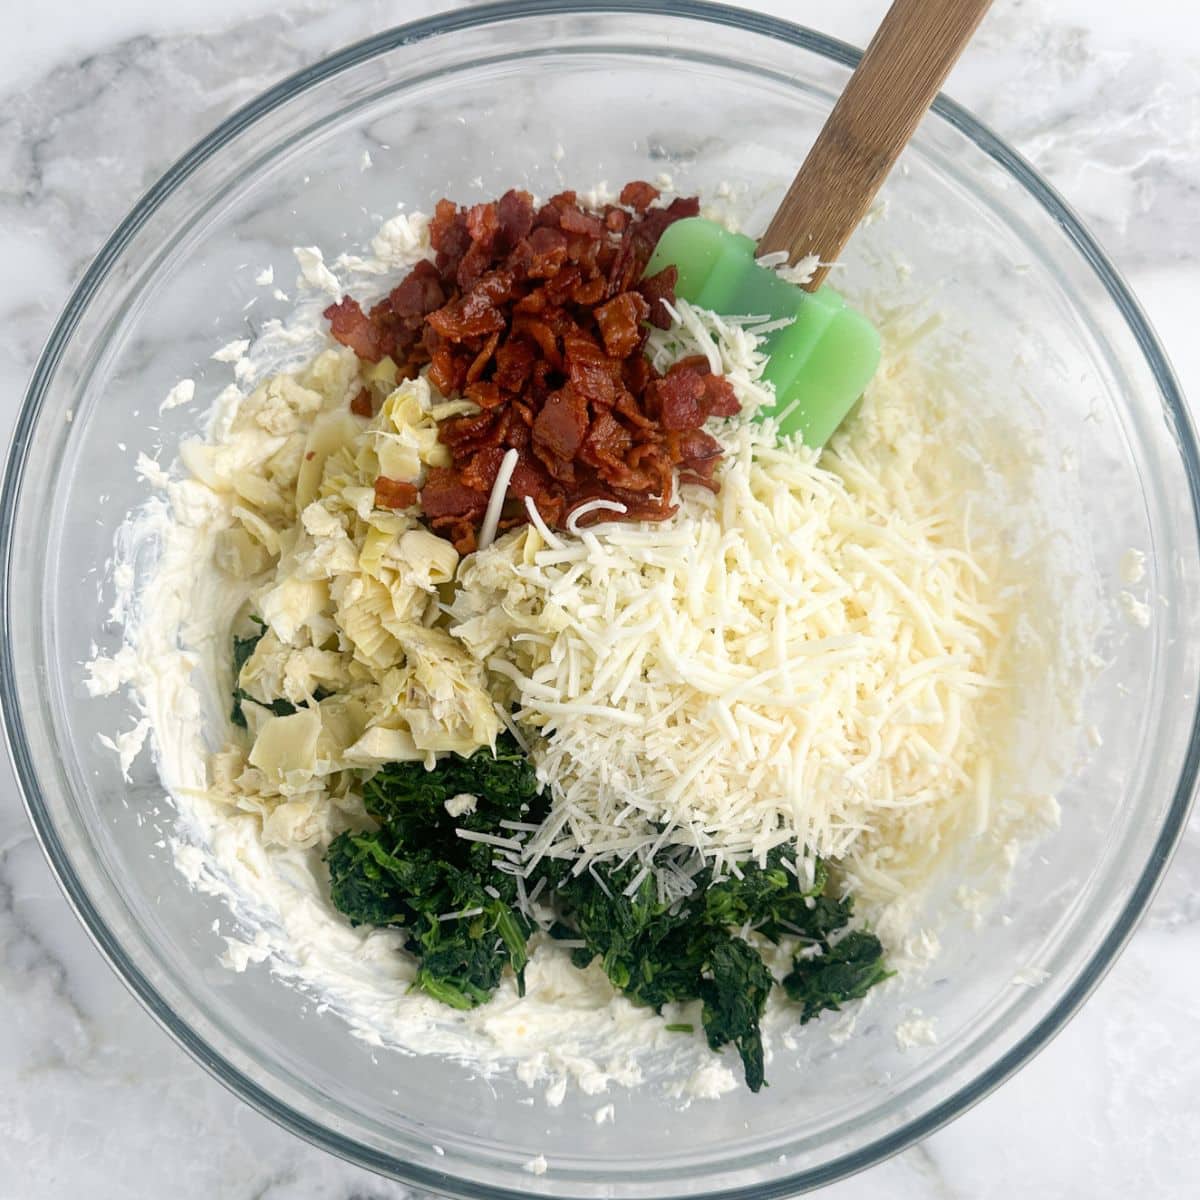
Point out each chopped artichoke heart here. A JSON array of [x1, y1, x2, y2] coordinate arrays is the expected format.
[[342, 485, 377, 521], [297, 346, 361, 409], [300, 500, 345, 540], [382, 376, 432, 430], [236, 375, 324, 437], [282, 647, 351, 703], [359, 521, 404, 580], [220, 349, 499, 808], [362, 355, 399, 392], [336, 575, 405, 669], [260, 576, 330, 644], [428, 398, 482, 421], [262, 796, 337, 849], [399, 624, 501, 752], [344, 725, 424, 764], [248, 707, 322, 784], [303, 528, 361, 580], [396, 529, 459, 589], [317, 445, 366, 505], [265, 432, 306, 496], [297, 410, 365, 510], [180, 431, 287, 493], [232, 470, 287, 516], [376, 434, 424, 484], [314, 693, 372, 756], [230, 505, 284, 558], [238, 628, 291, 703]]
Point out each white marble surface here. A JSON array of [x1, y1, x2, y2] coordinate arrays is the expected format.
[[2, 1, 1199, 1196]]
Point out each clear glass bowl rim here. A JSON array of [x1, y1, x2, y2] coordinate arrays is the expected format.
[[2, 1, 1198, 1195]]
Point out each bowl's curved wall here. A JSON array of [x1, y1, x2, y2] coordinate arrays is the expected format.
[[3, 4, 1198, 1197]]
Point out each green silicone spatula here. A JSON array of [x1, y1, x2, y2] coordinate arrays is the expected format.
[[645, 0, 993, 447]]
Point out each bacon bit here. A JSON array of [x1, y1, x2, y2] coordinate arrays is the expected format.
[[327, 184, 737, 552], [652, 368, 706, 430], [427, 292, 506, 340], [431, 198, 471, 280], [619, 180, 660, 212], [389, 259, 446, 319], [679, 471, 721, 493], [594, 291, 650, 358], [700, 371, 740, 418], [466, 201, 499, 246], [637, 265, 678, 330], [581, 410, 633, 480], [460, 445, 506, 493], [533, 386, 589, 462], [669, 355, 712, 374], [492, 338, 536, 392], [496, 188, 535, 251], [675, 428, 724, 479], [650, 358, 742, 429], [464, 380, 505, 409], [420, 468, 488, 523], [466, 330, 501, 384], [523, 227, 570, 278], [324, 297, 383, 363], [350, 387, 374, 418], [374, 477, 420, 509], [604, 206, 630, 233], [560, 206, 606, 237]]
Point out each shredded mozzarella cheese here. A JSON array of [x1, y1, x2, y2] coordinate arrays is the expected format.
[[450, 305, 1030, 913]]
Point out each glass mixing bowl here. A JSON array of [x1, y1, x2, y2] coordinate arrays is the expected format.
[[3, 2, 1198, 1196]]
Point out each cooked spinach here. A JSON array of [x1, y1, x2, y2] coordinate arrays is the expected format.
[[324, 741, 889, 1092], [698, 936, 774, 1092], [542, 846, 879, 1093], [782, 929, 891, 1022], [230, 621, 267, 728], [326, 736, 546, 1009]]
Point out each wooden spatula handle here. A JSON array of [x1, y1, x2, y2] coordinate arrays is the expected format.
[[758, 0, 993, 291]]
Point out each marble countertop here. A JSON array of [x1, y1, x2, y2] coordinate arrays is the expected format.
[[2, 2, 1199, 1197]]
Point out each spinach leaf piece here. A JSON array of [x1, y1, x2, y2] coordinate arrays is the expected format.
[[325, 736, 545, 1008], [362, 740, 538, 835], [230, 620, 267, 728], [700, 845, 831, 941], [782, 930, 891, 1022], [326, 830, 434, 928], [544, 860, 770, 1090], [699, 936, 774, 1093]]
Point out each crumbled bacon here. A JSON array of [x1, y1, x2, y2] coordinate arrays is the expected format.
[[325, 297, 383, 363], [594, 291, 650, 358], [533, 386, 590, 465], [619, 179, 661, 213], [350, 387, 374, 418], [419, 467, 488, 523], [325, 182, 739, 551], [637, 266, 679, 330], [373, 477, 419, 509]]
